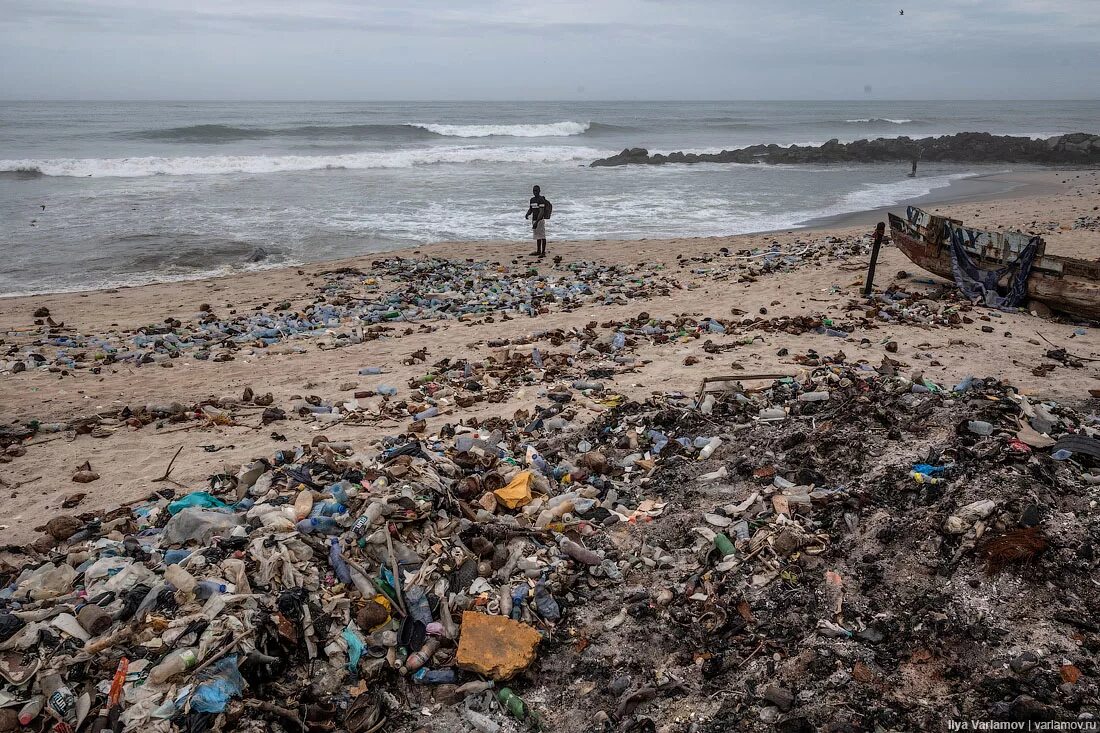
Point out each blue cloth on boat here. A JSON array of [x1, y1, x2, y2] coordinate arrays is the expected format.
[[946, 224, 1040, 308]]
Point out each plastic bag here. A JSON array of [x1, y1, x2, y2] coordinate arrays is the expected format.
[[167, 492, 228, 516], [161, 508, 244, 545], [189, 656, 245, 713]]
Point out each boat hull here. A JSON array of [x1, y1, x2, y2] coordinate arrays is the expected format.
[[890, 226, 1100, 320]]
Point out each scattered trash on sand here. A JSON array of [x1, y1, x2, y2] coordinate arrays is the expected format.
[[2, 351, 1097, 731]]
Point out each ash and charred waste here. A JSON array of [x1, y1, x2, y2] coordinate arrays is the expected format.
[[0, 359, 1098, 733]]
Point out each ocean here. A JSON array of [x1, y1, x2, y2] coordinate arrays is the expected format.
[[2, 99, 1097, 296]]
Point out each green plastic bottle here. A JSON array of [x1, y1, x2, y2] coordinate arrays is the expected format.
[[498, 687, 527, 719], [714, 533, 736, 558]]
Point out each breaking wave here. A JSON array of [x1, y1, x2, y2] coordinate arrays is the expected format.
[[845, 118, 915, 124], [126, 120, 614, 142], [0, 145, 608, 178], [406, 121, 591, 137]]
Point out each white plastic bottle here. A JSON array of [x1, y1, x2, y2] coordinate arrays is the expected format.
[[148, 647, 199, 684]]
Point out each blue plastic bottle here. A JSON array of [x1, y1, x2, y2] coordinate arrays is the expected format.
[[328, 539, 352, 584], [412, 668, 456, 684], [296, 517, 340, 535]]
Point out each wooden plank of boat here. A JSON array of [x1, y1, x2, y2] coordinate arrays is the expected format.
[[888, 211, 1100, 320]]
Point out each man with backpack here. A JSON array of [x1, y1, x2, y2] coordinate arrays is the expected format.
[[525, 185, 552, 258]]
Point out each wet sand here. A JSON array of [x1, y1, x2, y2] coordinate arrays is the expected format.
[[1, 168, 1097, 545]]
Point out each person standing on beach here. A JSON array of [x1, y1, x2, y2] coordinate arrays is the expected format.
[[525, 185, 551, 257]]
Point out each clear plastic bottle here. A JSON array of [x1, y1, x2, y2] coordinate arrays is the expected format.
[[41, 674, 77, 728], [148, 647, 199, 684], [164, 564, 197, 595], [293, 488, 314, 520], [296, 517, 340, 535], [353, 501, 388, 535], [698, 436, 722, 460], [18, 695, 45, 726], [195, 580, 227, 600], [328, 538, 352, 584]]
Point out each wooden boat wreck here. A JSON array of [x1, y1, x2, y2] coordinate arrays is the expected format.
[[888, 206, 1100, 320]]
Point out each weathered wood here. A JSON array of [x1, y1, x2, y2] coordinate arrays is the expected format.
[[888, 208, 1100, 320], [863, 222, 886, 296]]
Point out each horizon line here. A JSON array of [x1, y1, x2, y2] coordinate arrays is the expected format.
[[3, 98, 1100, 104]]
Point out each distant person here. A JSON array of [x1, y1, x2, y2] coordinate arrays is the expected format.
[[909, 158, 918, 177], [525, 185, 552, 257]]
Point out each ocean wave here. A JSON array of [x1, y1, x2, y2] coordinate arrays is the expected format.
[[0, 145, 608, 178], [128, 123, 442, 142], [126, 120, 608, 142], [0, 167, 45, 179], [844, 118, 915, 124], [406, 121, 591, 137]]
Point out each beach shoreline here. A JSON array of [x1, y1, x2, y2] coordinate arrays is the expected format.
[[0, 168, 1097, 545], [0, 169, 1081, 302]]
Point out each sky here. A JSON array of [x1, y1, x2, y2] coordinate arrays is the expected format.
[[1, 0, 1098, 100]]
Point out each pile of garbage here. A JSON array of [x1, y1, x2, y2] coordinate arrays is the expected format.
[[518, 366, 1100, 730], [1074, 215, 1100, 232], [676, 235, 874, 285], [0, 351, 672, 733], [0, 259, 678, 378], [3, 358, 1097, 732]]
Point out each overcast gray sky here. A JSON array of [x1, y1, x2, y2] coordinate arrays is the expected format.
[[1, 0, 1098, 100]]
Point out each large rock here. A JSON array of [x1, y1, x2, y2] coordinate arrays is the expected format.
[[455, 611, 541, 680], [590, 132, 1100, 167]]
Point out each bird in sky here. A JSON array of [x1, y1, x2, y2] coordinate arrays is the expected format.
[[899, 9, 904, 15]]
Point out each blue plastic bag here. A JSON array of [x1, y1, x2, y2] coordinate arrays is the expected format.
[[167, 492, 228, 516], [190, 656, 245, 713]]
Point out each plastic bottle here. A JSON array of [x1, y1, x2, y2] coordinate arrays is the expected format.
[[296, 517, 341, 535], [310, 501, 347, 518], [533, 580, 561, 621], [328, 539, 352, 584], [195, 580, 227, 600], [376, 384, 398, 396], [464, 708, 502, 733], [404, 587, 433, 626], [953, 375, 976, 393], [41, 674, 77, 728], [612, 332, 626, 351], [148, 647, 199, 684], [510, 585, 529, 620], [18, 695, 45, 726], [163, 548, 192, 565], [293, 488, 314, 520], [797, 391, 830, 402], [498, 688, 533, 723], [572, 380, 604, 392], [358, 367, 382, 375], [967, 420, 994, 436], [414, 406, 439, 421], [330, 481, 352, 504], [531, 347, 544, 368], [698, 436, 722, 460], [353, 501, 388, 535], [714, 533, 736, 558], [164, 564, 197, 595], [412, 668, 456, 684], [403, 634, 441, 674]]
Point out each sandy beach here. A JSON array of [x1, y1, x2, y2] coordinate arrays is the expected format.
[[1, 169, 1097, 545]]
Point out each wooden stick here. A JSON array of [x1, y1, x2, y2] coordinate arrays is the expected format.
[[1034, 331, 1100, 362], [152, 446, 184, 482], [863, 222, 886, 297]]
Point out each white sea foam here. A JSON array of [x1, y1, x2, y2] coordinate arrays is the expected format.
[[845, 118, 914, 124], [0, 145, 607, 178], [407, 121, 590, 137]]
